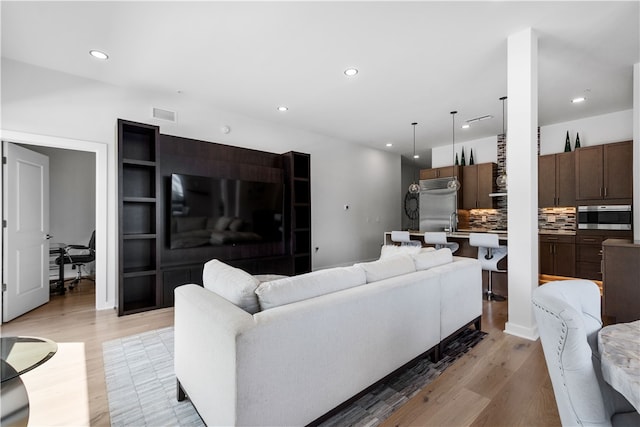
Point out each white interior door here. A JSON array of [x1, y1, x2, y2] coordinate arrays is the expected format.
[[2, 142, 50, 322]]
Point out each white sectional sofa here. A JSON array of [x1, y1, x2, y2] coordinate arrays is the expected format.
[[174, 248, 482, 426]]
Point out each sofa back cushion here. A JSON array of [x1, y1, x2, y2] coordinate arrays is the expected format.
[[202, 259, 261, 314], [412, 248, 453, 271], [255, 266, 366, 311], [356, 254, 416, 283], [380, 244, 434, 259], [175, 216, 207, 233]]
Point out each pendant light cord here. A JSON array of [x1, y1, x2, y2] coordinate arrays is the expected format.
[[412, 122, 418, 178], [500, 96, 507, 135], [450, 111, 457, 169]]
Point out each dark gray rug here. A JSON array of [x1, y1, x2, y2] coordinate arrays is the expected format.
[[103, 326, 485, 427]]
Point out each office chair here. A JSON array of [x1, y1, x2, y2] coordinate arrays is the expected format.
[[55, 230, 95, 289]]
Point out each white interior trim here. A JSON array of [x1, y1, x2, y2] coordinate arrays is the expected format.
[[0, 129, 112, 312]]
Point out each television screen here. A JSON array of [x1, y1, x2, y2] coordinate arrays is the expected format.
[[170, 173, 284, 249]]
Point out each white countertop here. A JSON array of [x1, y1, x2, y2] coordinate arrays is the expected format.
[[539, 229, 577, 235], [393, 230, 508, 241]]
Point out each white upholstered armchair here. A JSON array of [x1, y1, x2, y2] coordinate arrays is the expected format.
[[532, 280, 640, 427]]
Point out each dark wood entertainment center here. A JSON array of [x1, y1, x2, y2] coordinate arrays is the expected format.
[[117, 119, 311, 315]]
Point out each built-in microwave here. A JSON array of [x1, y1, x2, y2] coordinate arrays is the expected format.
[[577, 205, 632, 230]]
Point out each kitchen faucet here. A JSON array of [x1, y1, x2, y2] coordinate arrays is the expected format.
[[448, 211, 458, 233]]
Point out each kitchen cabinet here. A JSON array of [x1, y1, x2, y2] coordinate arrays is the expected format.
[[538, 152, 575, 207], [419, 165, 459, 180], [576, 233, 605, 280], [602, 239, 640, 323], [575, 230, 633, 281], [575, 141, 633, 202], [539, 234, 575, 277], [461, 162, 496, 210]]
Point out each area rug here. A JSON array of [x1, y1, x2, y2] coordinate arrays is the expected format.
[[103, 326, 485, 427]]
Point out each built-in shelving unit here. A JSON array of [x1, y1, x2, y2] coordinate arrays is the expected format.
[[285, 152, 311, 274], [118, 119, 161, 315]]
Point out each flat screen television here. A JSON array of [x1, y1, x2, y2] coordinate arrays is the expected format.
[[169, 173, 284, 249]]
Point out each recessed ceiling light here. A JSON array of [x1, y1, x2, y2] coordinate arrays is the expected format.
[[413, 154, 420, 159], [571, 97, 586, 103], [461, 123, 470, 129], [344, 68, 358, 77], [386, 143, 393, 147], [89, 50, 109, 60], [277, 106, 288, 112]]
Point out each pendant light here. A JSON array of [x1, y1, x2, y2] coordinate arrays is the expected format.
[[496, 96, 508, 189], [408, 122, 420, 194], [447, 111, 461, 191]]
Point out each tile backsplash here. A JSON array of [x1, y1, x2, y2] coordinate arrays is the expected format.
[[469, 208, 508, 230], [538, 207, 576, 232]]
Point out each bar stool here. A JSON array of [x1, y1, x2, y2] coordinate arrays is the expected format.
[[469, 233, 507, 301], [390, 231, 421, 247], [423, 232, 459, 254]]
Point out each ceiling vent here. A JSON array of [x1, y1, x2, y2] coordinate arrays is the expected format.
[[152, 107, 177, 122]]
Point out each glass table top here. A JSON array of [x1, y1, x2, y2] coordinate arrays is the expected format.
[[1, 336, 57, 383]]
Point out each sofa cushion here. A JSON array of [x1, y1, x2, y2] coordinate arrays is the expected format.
[[202, 259, 261, 314], [214, 216, 234, 231], [255, 266, 366, 310], [380, 244, 434, 259], [175, 216, 207, 233], [412, 248, 453, 271], [356, 254, 416, 283]]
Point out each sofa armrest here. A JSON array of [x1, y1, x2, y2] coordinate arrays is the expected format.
[[174, 284, 255, 426], [433, 257, 482, 339]]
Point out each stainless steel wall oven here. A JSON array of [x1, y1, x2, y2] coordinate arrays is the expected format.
[[577, 205, 632, 230]]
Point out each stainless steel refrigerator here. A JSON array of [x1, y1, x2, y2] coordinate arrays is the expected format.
[[419, 177, 458, 232]]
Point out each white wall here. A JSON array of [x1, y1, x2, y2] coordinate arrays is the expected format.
[[431, 136, 498, 168], [539, 110, 633, 154], [1, 58, 400, 309], [431, 109, 633, 166]]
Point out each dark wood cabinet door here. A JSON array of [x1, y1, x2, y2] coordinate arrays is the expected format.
[[419, 168, 439, 180], [438, 166, 454, 179], [603, 141, 633, 200], [476, 163, 495, 208], [575, 145, 603, 200], [576, 261, 602, 281], [554, 243, 576, 277], [462, 165, 478, 209], [555, 151, 575, 207], [539, 241, 555, 275], [538, 154, 556, 207]]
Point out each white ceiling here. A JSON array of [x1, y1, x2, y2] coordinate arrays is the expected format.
[[2, 1, 638, 163]]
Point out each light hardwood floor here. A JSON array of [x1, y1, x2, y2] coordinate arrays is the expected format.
[[1, 279, 561, 426]]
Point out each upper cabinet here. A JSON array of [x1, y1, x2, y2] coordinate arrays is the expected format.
[[461, 162, 496, 210], [575, 141, 633, 202], [419, 165, 459, 180], [538, 151, 575, 207]]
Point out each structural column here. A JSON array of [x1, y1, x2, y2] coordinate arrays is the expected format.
[[505, 28, 539, 340], [633, 63, 639, 241]]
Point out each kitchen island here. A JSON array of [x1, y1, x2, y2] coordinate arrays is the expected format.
[[383, 230, 508, 298], [383, 230, 507, 248]]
